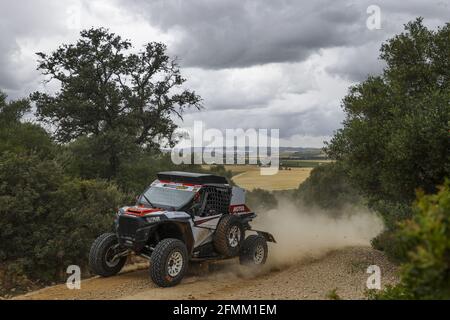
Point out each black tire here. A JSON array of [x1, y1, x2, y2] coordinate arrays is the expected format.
[[213, 215, 245, 257], [239, 235, 268, 266], [150, 238, 188, 287], [89, 233, 127, 277]]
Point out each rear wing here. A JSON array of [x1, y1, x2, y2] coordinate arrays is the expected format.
[[157, 171, 228, 184]]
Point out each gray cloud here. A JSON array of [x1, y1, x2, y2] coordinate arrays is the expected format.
[[0, 0, 77, 96], [180, 99, 345, 140], [1, 0, 448, 146], [325, 42, 386, 82], [121, 0, 380, 69]]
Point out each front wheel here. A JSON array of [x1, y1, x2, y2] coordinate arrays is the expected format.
[[89, 233, 127, 277], [239, 235, 268, 266], [150, 238, 188, 287]]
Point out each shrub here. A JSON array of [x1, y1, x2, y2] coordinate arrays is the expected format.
[[373, 180, 450, 299], [246, 188, 278, 212], [0, 152, 128, 293]]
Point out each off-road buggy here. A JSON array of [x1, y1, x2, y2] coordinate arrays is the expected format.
[[89, 171, 276, 287]]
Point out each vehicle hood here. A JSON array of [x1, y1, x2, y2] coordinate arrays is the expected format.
[[121, 206, 165, 217]]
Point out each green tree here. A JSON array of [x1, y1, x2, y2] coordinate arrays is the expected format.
[[295, 163, 362, 212], [31, 28, 202, 179], [326, 19, 450, 226], [0, 91, 54, 157], [0, 91, 29, 124]]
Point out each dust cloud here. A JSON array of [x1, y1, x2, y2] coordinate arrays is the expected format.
[[252, 200, 384, 267]]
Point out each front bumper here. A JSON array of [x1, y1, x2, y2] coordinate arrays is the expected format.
[[116, 215, 156, 252]]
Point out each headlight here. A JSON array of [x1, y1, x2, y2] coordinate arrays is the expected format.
[[146, 216, 161, 223]]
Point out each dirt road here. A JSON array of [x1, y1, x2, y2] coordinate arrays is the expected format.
[[16, 246, 398, 300]]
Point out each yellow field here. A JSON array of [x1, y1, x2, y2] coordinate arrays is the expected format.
[[202, 165, 312, 191], [232, 167, 312, 191]]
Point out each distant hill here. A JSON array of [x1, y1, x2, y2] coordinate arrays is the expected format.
[[281, 147, 327, 160], [162, 146, 327, 160]]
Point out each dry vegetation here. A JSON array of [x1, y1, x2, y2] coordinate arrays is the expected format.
[[202, 165, 313, 191]]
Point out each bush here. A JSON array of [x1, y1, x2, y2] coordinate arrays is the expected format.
[[373, 180, 450, 299], [371, 230, 413, 263], [370, 201, 415, 262], [246, 189, 278, 212], [0, 152, 128, 293], [295, 163, 362, 211]]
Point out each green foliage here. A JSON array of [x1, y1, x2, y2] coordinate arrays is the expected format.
[[0, 93, 54, 158], [326, 288, 341, 300], [370, 230, 414, 264], [0, 92, 219, 296], [203, 164, 233, 182], [0, 92, 30, 124], [372, 181, 450, 299], [0, 122, 54, 158], [326, 19, 450, 221], [295, 163, 362, 211], [0, 90, 217, 295], [325, 19, 450, 263], [246, 188, 278, 212], [0, 151, 128, 291], [0, 91, 131, 294], [31, 28, 201, 179], [116, 153, 202, 193], [61, 140, 205, 193], [279, 160, 322, 168], [370, 202, 416, 263]]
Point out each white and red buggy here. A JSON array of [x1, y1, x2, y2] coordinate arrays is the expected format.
[[89, 171, 276, 287]]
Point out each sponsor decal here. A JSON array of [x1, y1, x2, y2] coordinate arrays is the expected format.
[[229, 204, 250, 214]]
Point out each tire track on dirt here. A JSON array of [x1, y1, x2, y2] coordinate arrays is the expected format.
[[16, 246, 398, 300]]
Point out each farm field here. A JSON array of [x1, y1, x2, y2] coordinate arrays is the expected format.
[[280, 159, 333, 168], [232, 167, 312, 190], [202, 164, 313, 191]]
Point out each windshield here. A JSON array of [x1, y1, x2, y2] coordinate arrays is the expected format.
[[141, 185, 196, 209]]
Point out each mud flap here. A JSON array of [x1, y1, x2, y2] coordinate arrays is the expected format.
[[255, 230, 276, 243]]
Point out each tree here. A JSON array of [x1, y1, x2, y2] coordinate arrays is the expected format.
[[326, 19, 450, 225], [0, 91, 30, 124], [0, 91, 53, 158], [31, 28, 202, 179], [295, 163, 362, 212]]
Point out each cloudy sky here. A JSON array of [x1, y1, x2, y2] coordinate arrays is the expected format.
[[0, 0, 448, 147]]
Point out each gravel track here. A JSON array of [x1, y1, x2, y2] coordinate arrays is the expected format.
[[16, 246, 398, 300]]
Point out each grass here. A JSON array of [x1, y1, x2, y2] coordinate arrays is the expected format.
[[326, 288, 341, 300]]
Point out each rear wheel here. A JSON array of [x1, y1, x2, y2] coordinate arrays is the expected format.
[[239, 235, 268, 266], [213, 215, 244, 257], [150, 238, 188, 287], [89, 233, 127, 277]]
